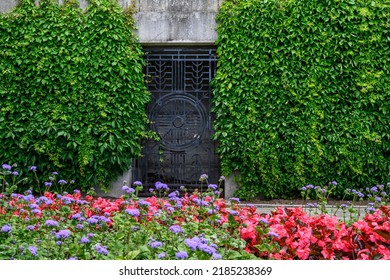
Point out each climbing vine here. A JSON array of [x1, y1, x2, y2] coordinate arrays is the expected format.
[[213, 0, 389, 199], [0, 0, 151, 192]]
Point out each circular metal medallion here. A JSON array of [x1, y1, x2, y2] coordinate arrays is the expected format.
[[150, 93, 207, 151]]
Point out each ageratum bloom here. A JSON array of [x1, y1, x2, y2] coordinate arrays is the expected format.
[[155, 181, 169, 190], [199, 174, 208, 181], [169, 225, 184, 234], [150, 241, 163, 249], [95, 244, 108, 255], [54, 229, 71, 239], [157, 252, 166, 259], [184, 238, 198, 251], [80, 237, 90, 244], [44, 220, 59, 227], [2, 164, 11, 171], [138, 200, 151, 208], [121, 186, 135, 194], [87, 217, 99, 224], [125, 209, 140, 217], [29, 166, 37, 172], [230, 197, 240, 203], [1, 224, 12, 233], [175, 251, 188, 259], [28, 246, 38, 256]]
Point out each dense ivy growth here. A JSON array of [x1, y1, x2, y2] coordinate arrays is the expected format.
[[213, 0, 389, 199], [0, 0, 151, 192]]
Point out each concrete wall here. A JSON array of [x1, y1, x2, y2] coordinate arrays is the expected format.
[[134, 0, 222, 44], [1, 0, 222, 44]]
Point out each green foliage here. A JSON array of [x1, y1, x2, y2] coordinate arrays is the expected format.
[[213, 0, 390, 199], [0, 0, 151, 192]]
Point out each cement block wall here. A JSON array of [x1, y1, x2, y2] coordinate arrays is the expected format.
[[1, 0, 222, 44]]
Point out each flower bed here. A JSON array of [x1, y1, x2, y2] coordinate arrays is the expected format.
[[1, 183, 389, 260]]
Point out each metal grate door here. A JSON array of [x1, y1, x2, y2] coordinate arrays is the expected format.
[[133, 48, 221, 193]]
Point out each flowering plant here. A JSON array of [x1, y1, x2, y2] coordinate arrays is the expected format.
[[1, 165, 389, 260]]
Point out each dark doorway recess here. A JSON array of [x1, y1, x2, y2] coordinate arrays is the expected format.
[[133, 47, 222, 194]]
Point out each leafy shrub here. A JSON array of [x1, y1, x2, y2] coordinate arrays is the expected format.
[[0, 0, 150, 193], [212, 0, 389, 199]]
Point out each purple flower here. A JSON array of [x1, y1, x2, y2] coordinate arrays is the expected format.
[[44, 220, 59, 227], [208, 184, 218, 190], [52, 171, 58, 175], [26, 225, 35, 231], [95, 244, 108, 255], [169, 225, 184, 234], [330, 181, 338, 185], [138, 200, 150, 208], [199, 174, 208, 181], [175, 251, 188, 259], [260, 218, 269, 224], [219, 176, 226, 181], [2, 164, 11, 171], [87, 217, 99, 224], [230, 197, 240, 203], [28, 246, 38, 256], [157, 252, 166, 259], [370, 186, 378, 193], [168, 191, 178, 198], [1, 224, 12, 233], [131, 226, 139, 231], [44, 182, 52, 187], [87, 233, 95, 238], [125, 209, 140, 217], [80, 237, 90, 244], [228, 210, 239, 216], [29, 166, 37, 172], [133, 181, 142, 186], [56, 241, 62, 246], [200, 244, 216, 255], [31, 209, 41, 215], [212, 253, 222, 260], [54, 229, 71, 239], [184, 238, 198, 251], [121, 186, 135, 194], [150, 241, 163, 248], [71, 213, 82, 220], [301, 186, 307, 191], [12, 171, 19, 176], [68, 257, 78, 260], [268, 231, 279, 238], [58, 179, 67, 185], [76, 224, 83, 230], [155, 181, 169, 190]]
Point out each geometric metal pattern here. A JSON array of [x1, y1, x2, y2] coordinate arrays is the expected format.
[[132, 48, 221, 193]]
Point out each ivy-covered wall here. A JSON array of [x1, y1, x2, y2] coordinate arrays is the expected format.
[[0, 0, 150, 192], [213, 0, 389, 199]]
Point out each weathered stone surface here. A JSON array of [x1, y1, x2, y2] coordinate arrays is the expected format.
[[0, 0, 18, 13]]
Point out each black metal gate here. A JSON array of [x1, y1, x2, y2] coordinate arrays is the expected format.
[[133, 47, 221, 193]]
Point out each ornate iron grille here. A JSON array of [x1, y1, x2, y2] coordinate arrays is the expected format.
[[133, 48, 221, 194]]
